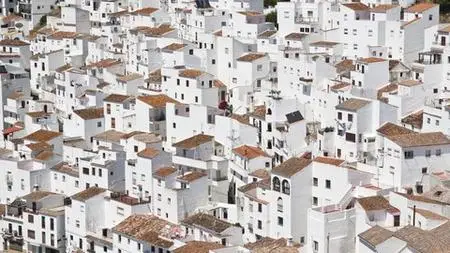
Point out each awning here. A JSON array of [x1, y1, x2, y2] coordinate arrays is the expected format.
[[3, 126, 22, 135]]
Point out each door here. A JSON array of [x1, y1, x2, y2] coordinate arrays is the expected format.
[[441, 36, 446, 46]]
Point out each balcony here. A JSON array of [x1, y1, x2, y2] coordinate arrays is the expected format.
[[414, 51, 442, 65]]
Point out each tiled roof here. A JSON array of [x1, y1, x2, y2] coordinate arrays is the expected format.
[[22, 191, 56, 201], [85, 59, 121, 69], [386, 132, 450, 148], [26, 142, 52, 151], [181, 213, 233, 233], [173, 134, 213, 149], [131, 7, 159, 16], [237, 53, 265, 62], [357, 196, 393, 211], [335, 98, 370, 112], [94, 130, 125, 143], [137, 94, 179, 108], [376, 122, 415, 137], [26, 111, 51, 118], [116, 73, 143, 82], [173, 241, 224, 253], [401, 110, 423, 129], [48, 31, 79, 40], [136, 24, 174, 37], [137, 148, 160, 159], [0, 39, 29, 46], [414, 208, 447, 220], [179, 69, 204, 78], [249, 169, 270, 179], [395, 192, 449, 205], [113, 214, 175, 248], [284, 32, 307, 41], [258, 30, 277, 38], [245, 237, 300, 252], [335, 59, 355, 73], [330, 82, 351, 91], [237, 11, 262, 16], [358, 226, 393, 247], [272, 157, 312, 178], [153, 167, 177, 178], [250, 105, 266, 119], [377, 83, 398, 102], [23, 130, 62, 142], [162, 43, 186, 51], [233, 145, 269, 159], [405, 2, 437, 13], [51, 162, 79, 177], [342, 2, 370, 11], [73, 107, 104, 120], [397, 79, 422, 87], [313, 156, 345, 166], [177, 171, 207, 183], [34, 150, 55, 161], [71, 187, 107, 202], [309, 41, 339, 47], [394, 224, 450, 253], [103, 94, 132, 103], [359, 57, 386, 64]]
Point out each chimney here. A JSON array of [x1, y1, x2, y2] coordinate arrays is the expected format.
[[287, 238, 293, 247], [33, 184, 39, 192]]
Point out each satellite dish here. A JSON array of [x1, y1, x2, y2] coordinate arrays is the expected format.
[[15, 22, 23, 29]]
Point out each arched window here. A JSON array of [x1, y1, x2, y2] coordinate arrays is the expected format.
[[267, 108, 272, 115], [277, 197, 283, 212], [282, 180, 290, 195], [272, 177, 280, 192]]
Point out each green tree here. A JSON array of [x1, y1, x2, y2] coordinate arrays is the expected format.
[[266, 11, 278, 28], [264, 0, 277, 7]]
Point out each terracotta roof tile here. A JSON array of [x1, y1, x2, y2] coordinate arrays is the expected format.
[[181, 213, 233, 233], [26, 142, 52, 151], [179, 69, 204, 78], [23, 130, 62, 142], [272, 157, 312, 178], [405, 2, 437, 13], [414, 208, 447, 220], [401, 110, 423, 129], [250, 105, 266, 119], [48, 31, 79, 40], [94, 130, 125, 142], [237, 53, 266, 62], [113, 214, 175, 248], [358, 226, 393, 247], [131, 7, 159, 16], [0, 39, 29, 46], [248, 169, 270, 179], [376, 122, 415, 137], [387, 132, 450, 148], [335, 98, 370, 112], [162, 43, 186, 51], [238, 11, 263, 16], [73, 107, 104, 120], [85, 59, 121, 69], [335, 59, 355, 73], [116, 73, 143, 82], [137, 94, 179, 108], [71, 187, 107, 202], [359, 57, 386, 64], [310, 41, 339, 47], [153, 167, 177, 178], [22, 191, 56, 201], [137, 147, 160, 159], [342, 2, 370, 11], [313, 156, 345, 166], [357, 196, 392, 211], [26, 111, 51, 118], [34, 150, 55, 161], [233, 145, 269, 159], [284, 32, 307, 41], [103, 94, 132, 103], [177, 171, 207, 183], [173, 134, 213, 149], [174, 241, 224, 253]]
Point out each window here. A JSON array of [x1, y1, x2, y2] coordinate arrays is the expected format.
[[41, 216, 45, 229], [272, 177, 280, 191], [257, 220, 262, 229], [173, 123, 176, 128], [425, 150, 431, 157], [313, 177, 318, 186], [92, 167, 96, 176], [313, 197, 318, 206], [282, 180, 290, 195], [404, 151, 414, 159], [117, 207, 124, 216], [50, 218, 54, 231], [337, 112, 342, 120], [28, 215, 34, 223], [422, 167, 428, 174], [436, 149, 441, 156], [168, 198, 171, 204], [313, 241, 319, 252], [28, 230, 35, 239], [258, 203, 262, 212], [429, 14, 433, 20], [347, 114, 353, 122], [99, 169, 102, 177], [325, 180, 331, 189], [277, 197, 283, 212], [83, 167, 89, 175], [257, 65, 262, 71], [278, 217, 283, 226], [345, 133, 356, 142]]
